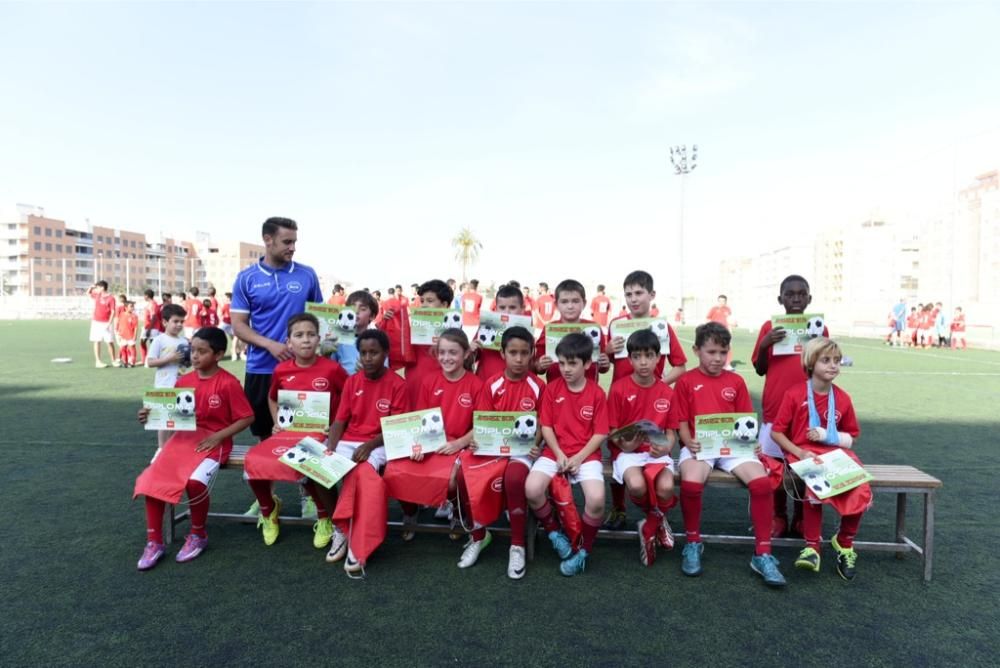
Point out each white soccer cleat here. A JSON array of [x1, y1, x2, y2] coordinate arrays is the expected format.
[[457, 531, 492, 569], [325, 528, 348, 563], [507, 545, 526, 580]]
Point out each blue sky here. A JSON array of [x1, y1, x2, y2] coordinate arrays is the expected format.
[[2, 1, 998, 296]]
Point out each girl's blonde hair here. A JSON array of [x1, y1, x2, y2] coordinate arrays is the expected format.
[[801, 337, 842, 376]]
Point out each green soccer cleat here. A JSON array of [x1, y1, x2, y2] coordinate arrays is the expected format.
[[602, 509, 627, 531], [257, 496, 282, 546], [313, 518, 334, 549], [832, 535, 858, 581], [242, 499, 261, 517], [300, 496, 318, 520], [795, 547, 821, 572]]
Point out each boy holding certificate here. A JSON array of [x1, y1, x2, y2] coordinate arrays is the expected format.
[[607, 329, 678, 567], [323, 329, 408, 573], [604, 270, 687, 530], [329, 290, 379, 376], [472, 283, 526, 381], [770, 337, 868, 581], [243, 313, 349, 548], [534, 279, 611, 383], [525, 332, 609, 577], [404, 279, 455, 404], [674, 322, 785, 587], [475, 326, 545, 578], [751, 274, 827, 538]]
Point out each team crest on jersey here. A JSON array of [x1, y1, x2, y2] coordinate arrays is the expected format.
[[312, 377, 330, 391], [376, 398, 391, 413], [822, 409, 843, 423], [458, 393, 474, 408], [286, 281, 303, 293], [721, 387, 737, 402], [519, 397, 536, 411], [654, 398, 671, 413], [272, 446, 290, 456], [208, 394, 222, 409], [580, 406, 594, 420], [491, 477, 504, 492]]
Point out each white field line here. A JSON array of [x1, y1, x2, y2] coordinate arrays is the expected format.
[[841, 370, 1000, 377], [833, 341, 1000, 367]]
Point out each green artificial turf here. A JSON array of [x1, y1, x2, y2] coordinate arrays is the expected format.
[[1, 321, 997, 666]]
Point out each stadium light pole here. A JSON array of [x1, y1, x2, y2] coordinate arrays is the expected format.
[[670, 144, 698, 314]]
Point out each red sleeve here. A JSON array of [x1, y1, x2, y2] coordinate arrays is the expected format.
[[735, 377, 753, 413], [268, 367, 281, 402], [837, 389, 860, 438], [751, 322, 770, 366], [539, 385, 555, 427], [772, 390, 796, 438], [475, 383, 494, 411], [591, 387, 609, 435], [665, 324, 687, 366], [334, 379, 353, 424], [328, 363, 349, 417], [534, 327, 547, 361], [415, 375, 434, 410], [226, 375, 255, 422], [390, 377, 409, 415], [663, 389, 679, 430], [673, 377, 691, 425], [607, 383, 622, 430]]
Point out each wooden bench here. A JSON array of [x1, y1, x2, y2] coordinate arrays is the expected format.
[[170, 447, 941, 582]]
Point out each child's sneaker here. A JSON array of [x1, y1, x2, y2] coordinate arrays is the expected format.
[[175, 534, 208, 563], [325, 528, 348, 563], [637, 519, 656, 567], [832, 535, 858, 581], [795, 546, 821, 572], [313, 517, 334, 549], [602, 508, 626, 531], [434, 501, 454, 520], [681, 541, 704, 576], [559, 549, 589, 576], [457, 531, 492, 569], [257, 496, 282, 546], [547, 530, 573, 560], [344, 547, 364, 577], [137, 541, 165, 571], [507, 546, 526, 580], [750, 553, 787, 587], [95, 361, 108, 369], [300, 496, 318, 520], [242, 499, 261, 517], [401, 514, 418, 542], [656, 515, 675, 550]]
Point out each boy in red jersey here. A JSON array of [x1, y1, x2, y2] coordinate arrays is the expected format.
[[475, 326, 545, 578], [472, 283, 525, 380], [116, 301, 139, 367], [409, 283, 422, 308], [323, 329, 408, 574], [327, 284, 347, 306], [674, 322, 785, 586], [403, 279, 455, 404], [534, 279, 611, 383], [751, 274, 827, 537], [200, 299, 218, 328], [771, 337, 868, 581], [521, 285, 534, 318], [525, 332, 609, 576], [950, 307, 967, 349], [604, 270, 687, 529], [140, 289, 162, 366], [533, 282, 556, 329], [905, 307, 918, 347], [376, 286, 410, 370], [607, 329, 678, 567], [461, 279, 483, 328], [589, 284, 612, 331], [88, 280, 118, 368], [134, 327, 255, 569], [183, 287, 203, 339], [244, 313, 349, 548]]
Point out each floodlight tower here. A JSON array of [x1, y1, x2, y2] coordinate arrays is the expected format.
[[670, 145, 697, 314]]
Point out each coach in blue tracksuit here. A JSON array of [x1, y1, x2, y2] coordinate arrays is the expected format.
[[230, 217, 323, 439]]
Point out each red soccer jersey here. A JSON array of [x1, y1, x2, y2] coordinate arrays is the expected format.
[[535, 319, 605, 383], [209, 297, 219, 315], [410, 295, 422, 308], [405, 344, 439, 403], [751, 319, 829, 423], [116, 312, 138, 339], [478, 371, 545, 413], [952, 314, 966, 332], [376, 300, 410, 370], [535, 294, 556, 327], [522, 295, 534, 318], [416, 370, 484, 441], [906, 313, 918, 329], [327, 294, 347, 306], [590, 295, 612, 327], [335, 370, 409, 443], [143, 300, 162, 330], [538, 377, 609, 461], [91, 291, 116, 322], [672, 367, 753, 428], [609, 314, 688, 382], [772, 382, 860, 447], [221, 303, 231, 325], [461, 291, 483, 326], [920, 312, 933, 328], [607, 376, 677, 456], [269, 356, 348, 427], [706, 305, 731, 326], [475, 348, 506, 380], [183, 298, 202, 328], [175, 368, 254, 457]]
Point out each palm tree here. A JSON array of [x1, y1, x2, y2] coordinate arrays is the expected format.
[[451, 227, 482, 283]]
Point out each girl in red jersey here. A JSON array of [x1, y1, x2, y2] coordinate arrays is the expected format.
[[384, 329, 484, 560], [134, 327, 254, 570], [243, 314, 348, 548], [770, 337, 869, 581]]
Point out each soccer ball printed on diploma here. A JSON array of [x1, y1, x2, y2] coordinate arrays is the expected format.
[[279, 436, 357, 488], [545, 322, 602, 362], [306, 301, 358, 349], [473, 411, 538, 457], [381, 408, 448, 460], [475, 311, 532, 351], [409, 307, 463, 346], [143, 388, 197, 431], [609, 317, 670, 359], [275, 389, 331, 433], [770, 313, 825, 356], [694, 413, 759, 460]]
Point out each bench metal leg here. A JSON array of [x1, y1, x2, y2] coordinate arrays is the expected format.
[[525, 514, 538, 561], [923, 491, 935, 582], [894, 493, 907, 559]]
